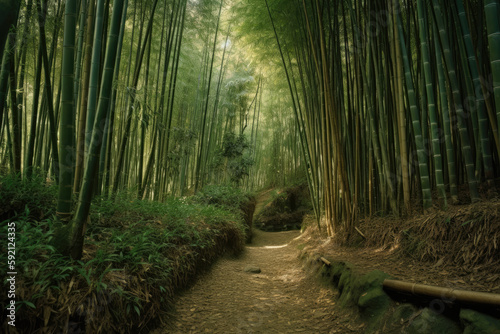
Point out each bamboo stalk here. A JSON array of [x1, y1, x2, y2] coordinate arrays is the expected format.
[[383, 279, 500, 306]]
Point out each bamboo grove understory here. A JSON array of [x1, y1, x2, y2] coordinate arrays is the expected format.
[[1, 0, 500, 257]]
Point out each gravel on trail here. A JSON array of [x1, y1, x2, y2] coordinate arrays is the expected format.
[[152, 229, 359, 334]]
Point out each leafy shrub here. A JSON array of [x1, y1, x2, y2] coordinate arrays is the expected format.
[[221, 132, 249, 158], [193, 184, 256, 242], [0, 210, 77, 330], [211, 132, 254, 185], [193, 184, 251, 211], [0, 171, 57, 221], [1, 189, 246, 333]]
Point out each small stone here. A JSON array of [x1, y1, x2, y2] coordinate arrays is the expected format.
[[244, 265, 261, 273]]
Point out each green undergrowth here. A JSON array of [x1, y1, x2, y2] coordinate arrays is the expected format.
[[193, 184, 256, 241], [193, 184, 254, 212], [0, 175, 246, 333], [0, 172, 57, 222]]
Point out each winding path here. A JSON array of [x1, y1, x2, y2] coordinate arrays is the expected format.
[[153, 229, 355, 333]]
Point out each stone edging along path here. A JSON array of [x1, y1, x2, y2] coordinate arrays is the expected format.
[[301, 251, 500, 334]]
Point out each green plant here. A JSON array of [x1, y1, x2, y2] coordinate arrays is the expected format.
[[0, 172, 57, 220], [193, 184, 251, 211], [1, 189, 246, 332], [213, 132, 255, 185], [0, 214, 75, 308]]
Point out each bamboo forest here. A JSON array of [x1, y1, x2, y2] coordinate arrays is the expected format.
[[1, 0, 500, 332]]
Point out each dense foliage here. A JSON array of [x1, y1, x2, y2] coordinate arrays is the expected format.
[[0, 174, 246, 332]]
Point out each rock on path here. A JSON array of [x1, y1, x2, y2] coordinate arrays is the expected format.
[[152, 229, 353, 333]]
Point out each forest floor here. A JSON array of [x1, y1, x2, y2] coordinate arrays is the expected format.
[[325, 200, 500, 295], [149, 190, 500, 333], [299, 223, 500, 294], [151, 228, 363, 333]]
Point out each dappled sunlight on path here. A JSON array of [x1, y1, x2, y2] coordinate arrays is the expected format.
[[153, 229, 355, 333]]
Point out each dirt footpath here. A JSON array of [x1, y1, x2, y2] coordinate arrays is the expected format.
[[153, 229, 359, 333]]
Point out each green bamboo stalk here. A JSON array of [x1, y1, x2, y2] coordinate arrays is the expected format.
[[74, 0, 96, 191], [25, 30, 42, 178], [7, 32, 21, 173], [112, 0, 159, 194], [395, 2, 432, 209], [0, 35, 11, 137], [33, 0, 60, 183], [73, 0, 87, 120], [15, 0, 33, 177], [162, 0, 187, 196], [417, 0, 446, 205], [0, 0, 21, 60], [451, 1, 494, 184], [434, 28, 458, 202], [392, 0, 411, 213], [484, 0, 500, 141], [194, 0, 224, 192], [102, 0, 129, 196], [137, 31, 152, 198], [85, 0, 105, 160], [432, 0, 479, 201], [68, 0, 126, 259], [56, 0, 77, 223]]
